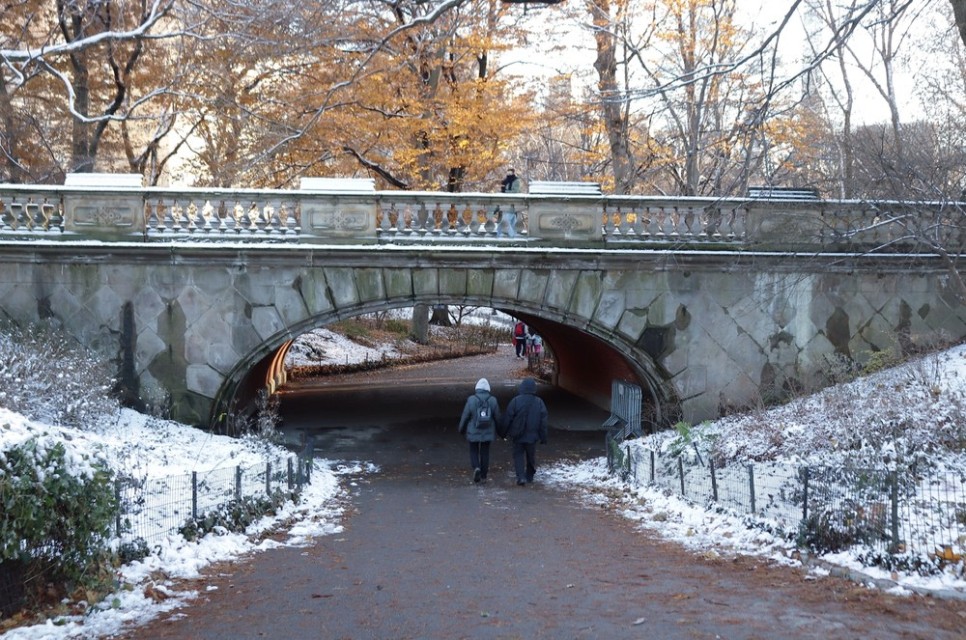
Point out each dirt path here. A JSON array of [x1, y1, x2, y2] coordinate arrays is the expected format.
[[117, 349, 966, 639]]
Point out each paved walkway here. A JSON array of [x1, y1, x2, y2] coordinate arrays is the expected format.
[[119, 350, 966, 639]]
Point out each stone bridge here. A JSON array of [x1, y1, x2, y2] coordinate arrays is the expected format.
[[0, 176, 963, 429]]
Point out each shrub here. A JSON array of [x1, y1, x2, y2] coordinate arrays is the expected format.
[[0, 437, 119, 610], [796, 499, 889, 553], [0, 320, 119, 430], [178, 492, 290, 542]]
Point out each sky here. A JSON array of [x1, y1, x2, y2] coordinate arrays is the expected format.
[[1, 322, 965, 638], [506, 0, 935, 127]]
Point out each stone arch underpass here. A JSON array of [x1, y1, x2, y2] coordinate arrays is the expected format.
[[0, 242, 963, 430]]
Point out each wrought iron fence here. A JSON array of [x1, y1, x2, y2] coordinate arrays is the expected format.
[[608, 441, 966, 571]]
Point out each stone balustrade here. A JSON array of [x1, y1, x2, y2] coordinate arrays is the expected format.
[[1, 177, 963, 251]]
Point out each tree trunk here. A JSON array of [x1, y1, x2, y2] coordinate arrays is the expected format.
[[429, 304, 452, 327], [952, 0, 966, 50], [70, 55, 94, 173], [590, 0, 635, 194], [411, 304, 430, 344], [0, 72, 24, 183]]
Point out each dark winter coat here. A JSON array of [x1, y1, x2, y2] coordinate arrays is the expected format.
[[500, 173, 521, 193], [458, 391, 501, 443], [502, 378, 548, 444]]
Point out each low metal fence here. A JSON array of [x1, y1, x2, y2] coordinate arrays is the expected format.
[[609, 441, 966, 569], [1, 451, 313, 618], [115, 452, 313, 546]]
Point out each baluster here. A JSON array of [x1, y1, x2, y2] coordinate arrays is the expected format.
[[431, 202, 444, 234], [375, 202, 385, 233], [385, 203, 399, 234], [682, 205, 696, 240], [265, 204, 281, 234], [219, 201, 235, 234], [186, 201, 199, 232], [157, 200, 172, 232], [403, 203, 415, 235], [30, 199, 47, 231], [253, 202, 268, 233], [235, 202, 251, 232], [280, 202, 298, 234], [714, 206, 726, 241], [615, 206, 626, 237], [20, 200, 35, 230], [170, 202, 185, 232], [459, 203, 473, 236], [669, 206, 681, 239], [0, 197, 14, 231], [626, 206, 642, 238], [202, 201, 216, 233], [47, 198, 63, 232], [603, 206, 618, 237], [620, 206, 637, 238], [145, 199, 160, 234], [639, 207, 653, 240], [728, 206, 744, 241], [653, 207, 667, 239], [13, 199, 29, 229], [697, 206, 721, 242], [445, 203, 459, 235], [486, 205, 499, 236]]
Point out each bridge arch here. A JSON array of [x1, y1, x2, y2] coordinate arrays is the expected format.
[[0, 242, 961, 430], [214, 293, 680, 434]]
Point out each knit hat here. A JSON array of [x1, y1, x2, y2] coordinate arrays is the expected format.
[[519, 378, 537, 394], [476, 378, 491, 392]]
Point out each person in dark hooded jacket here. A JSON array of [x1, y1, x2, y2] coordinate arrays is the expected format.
[[501, 378, 548, 485], [458, 378, 502, 483]]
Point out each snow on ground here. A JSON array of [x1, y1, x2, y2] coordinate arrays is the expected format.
[[542, 344, 966, 600], [3, 323, 966, 639], [284, 325, 406, 367], [0, 407, 362, 640], [285, 307, 514, 368]]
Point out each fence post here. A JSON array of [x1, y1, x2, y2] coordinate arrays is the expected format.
[[889, 471, 900, 554], [114, 480, 122, 537], [801, 467, 810, 523], [678, 458, 686, 496], [234, 466, 242, 501], [747, 465, 756, 514], [649, 450, 655, 484], [192, 471, 198, 520], [287, 458, 294, 491], [266, 461, 272, 496], [709, 459, 718, 503]]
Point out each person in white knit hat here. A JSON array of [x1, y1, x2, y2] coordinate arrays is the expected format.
[[457, 378, 502, 483]]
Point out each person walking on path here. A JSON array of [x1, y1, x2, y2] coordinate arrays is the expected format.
[[502, 378, 548, 486], [512, 321, 528, 358], [458, 378, 502, 483]]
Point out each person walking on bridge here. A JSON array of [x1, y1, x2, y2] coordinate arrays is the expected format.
[[496, 167, 522, 238], [502, 378, 548, 486], [458, 378, 502, 483]]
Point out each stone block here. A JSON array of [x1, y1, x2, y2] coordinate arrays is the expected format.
[[412, 268, 439, 297], [529, 200, 601, 242]]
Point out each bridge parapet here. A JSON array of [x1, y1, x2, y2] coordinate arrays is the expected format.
[[1, 181, 962, 251]]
